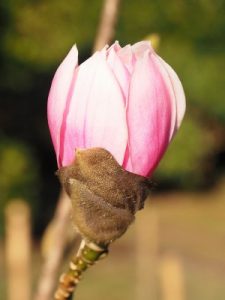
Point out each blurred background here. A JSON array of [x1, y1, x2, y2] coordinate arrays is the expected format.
[[0, 0, 225, 299]]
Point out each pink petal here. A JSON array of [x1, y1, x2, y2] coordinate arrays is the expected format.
[[106, 47, 131, 102], [47, 45, 78, 166], [107, 41, 121, 53], [158, 57, 186, 132], [150, 53, 177, 141], [117, 45, 136, 74], [100, 45, 109, 54], [125, 51, 175, 176], [61, 52, 128, 166], [131, 41, 154, 59]]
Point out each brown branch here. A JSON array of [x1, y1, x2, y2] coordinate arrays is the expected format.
[[34, 191, 72, 300], [34, 1, 121, 299], [93, 0, 121, 51]]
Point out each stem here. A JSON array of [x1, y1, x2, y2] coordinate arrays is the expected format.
[[54, 240, 108, 300]]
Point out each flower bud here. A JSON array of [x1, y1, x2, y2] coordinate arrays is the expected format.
[[47, 41, 185, 176]]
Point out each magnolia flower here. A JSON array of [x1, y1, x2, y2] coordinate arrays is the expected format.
[[48, 41, 185, 177]]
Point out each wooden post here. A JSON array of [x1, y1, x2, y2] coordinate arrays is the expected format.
[[159, 254, 185, 300], [135, 203, 159, 300], [5, 200, 31, 300]]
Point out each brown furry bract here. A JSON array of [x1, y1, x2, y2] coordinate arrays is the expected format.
[[57, 148, 151, 245]]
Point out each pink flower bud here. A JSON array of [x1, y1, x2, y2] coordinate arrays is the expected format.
[[47, 41, 185, 177]]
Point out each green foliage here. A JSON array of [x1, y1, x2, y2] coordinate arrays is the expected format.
[[154, 115, 215, 188], [2, 0, 102, 69], [159, 39, 225, 123], [0, 137, 40, 234]]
